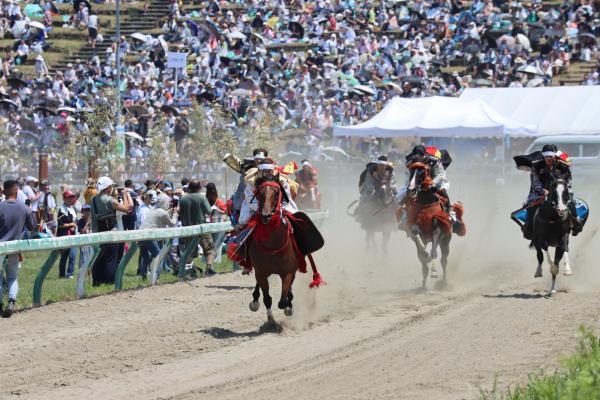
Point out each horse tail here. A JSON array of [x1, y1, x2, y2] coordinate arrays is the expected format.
[[307, 253, 325, 288]]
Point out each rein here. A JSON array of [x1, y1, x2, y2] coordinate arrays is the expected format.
[[254, 180, 290, 254]]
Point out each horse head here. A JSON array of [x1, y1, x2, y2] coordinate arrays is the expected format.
[[257, 180, 282, 225], [408, 162, 433, 197], [547, 179, 570, 218]]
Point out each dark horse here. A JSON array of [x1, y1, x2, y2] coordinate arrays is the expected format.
[[247, 181, 300, 324], [403, 163, 452, 289], [530, 179, 571, 295]]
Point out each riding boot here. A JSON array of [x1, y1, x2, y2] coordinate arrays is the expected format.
[[568, 201, 582, 236]]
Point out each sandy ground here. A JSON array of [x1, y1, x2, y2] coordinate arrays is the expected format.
[[2, 167, 600, 400]]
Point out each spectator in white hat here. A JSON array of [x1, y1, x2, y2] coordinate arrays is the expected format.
[[90, 176, 132, 286]]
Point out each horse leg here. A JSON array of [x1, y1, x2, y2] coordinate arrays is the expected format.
[[534, 246, 543, 278], [563, 251, 573, 276], [430, 225, 441, 278], [256, 273, 273, 323], [544, 249, 557, 276], [410, 226, 430, 262], [561, 235, 572, 275], [249, 283, 260, 312], [550, 238, 567, 295], [382, 225, 391, 256], [278, 271, 294, 317], [439, 234, 451, 284]]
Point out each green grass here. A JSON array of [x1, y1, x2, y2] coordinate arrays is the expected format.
[[482, 327, 600, 400], [12, 245, 235, 310]]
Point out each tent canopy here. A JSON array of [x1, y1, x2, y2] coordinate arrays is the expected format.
[[333, 96, 536, 138], [460, 86, 600, 136]]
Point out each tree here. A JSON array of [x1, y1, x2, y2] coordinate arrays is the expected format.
[[145, 114, 171, 177], [63, 90, 119, 179]]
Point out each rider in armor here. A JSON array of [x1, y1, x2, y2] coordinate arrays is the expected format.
[[523, 144, 581, 238], [295, 159, 320, 209], [230, 148, 268, 223], [237, 157, 298, 228], [358, 155, 397, 204], [399, 145, 453, 218]]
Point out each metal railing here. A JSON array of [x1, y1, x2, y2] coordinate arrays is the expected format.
[[0, 210, 330, 307]]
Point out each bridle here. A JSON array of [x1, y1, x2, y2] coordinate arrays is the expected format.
[[254, 180, 292, 255], [408, 162, 433, 197], [545, 179, 570, 219], [256, 180, 283, 225]]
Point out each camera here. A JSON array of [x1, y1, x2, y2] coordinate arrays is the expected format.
[[170, 196, 180, 209]]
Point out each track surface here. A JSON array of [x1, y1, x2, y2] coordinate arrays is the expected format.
[[2, 179, 600, 400]]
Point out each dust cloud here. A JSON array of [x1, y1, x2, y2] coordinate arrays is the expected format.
[[274, 159, 600, 330]]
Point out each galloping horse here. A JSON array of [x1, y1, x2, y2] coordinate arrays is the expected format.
[[530, 179, 571, 295], [352, 169, 396, 254], [402, 162, 453, 288], [297, 183, 321, 210]]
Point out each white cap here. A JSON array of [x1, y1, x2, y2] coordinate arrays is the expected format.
[[96, 176, 114, 192], [25, 176, 38, 182]]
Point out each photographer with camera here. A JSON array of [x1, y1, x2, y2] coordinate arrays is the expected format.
[[90, 177, 132, 286], [137, 191, 178, 279]]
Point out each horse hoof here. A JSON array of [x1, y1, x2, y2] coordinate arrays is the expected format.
[[549, 289, 556, 296], [430, 270, 439, 278], [249, 301, 260, 312], [284, 307, 293, 317], [563, 266, 573, 276], [534, 269, 543, 278]]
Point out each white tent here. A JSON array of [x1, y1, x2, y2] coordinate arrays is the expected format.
[[460, 86, 600, 136], [333, 96, 536, 138]]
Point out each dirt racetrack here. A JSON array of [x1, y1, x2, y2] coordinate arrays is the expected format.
[[2, 165, 600, 400]]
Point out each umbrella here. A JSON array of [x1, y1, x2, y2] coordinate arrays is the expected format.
[[353, 84, 375, 95], [158, 36, 168, 53], [26, 21, 46, 30], [35, 106, 58, 115], [517, 64, 544, 75], [544, 27, 565, 37], [6, 77, 28, 88], [385, 82, 403, 93], [126, 105, 146, 115], [471, 78, 494, 87], [161, 104, 179, 115], [579, 32, 598, 45], [496, 34, 516, 49], [197, 91, 216, 102], [131, 32, 148, 42], [403, 75, 424, 85], [44, 98, 61, 108], [322, 146, 352, 159], [125, 131, 145, 141], [23, 3, 43, 18], [0, 99, 18, 109], [288, 21, 305, 38], [198, 22, 219, 36], [526, 77, 545, 87], [463, 43, 481, 54], [516, 33, 531, 51], [230, 88, 252, 97], [73, 0, 91, 12], [57, 106, 77, 114], [229, 31, 247, 41], [252, 32, 267, 44]]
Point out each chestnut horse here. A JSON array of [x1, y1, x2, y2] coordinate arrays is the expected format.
[[247, 181, 299, 324], [403, 162, 453, 288]]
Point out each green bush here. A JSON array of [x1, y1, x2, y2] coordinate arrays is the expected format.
[[482, 326, 600, 400]]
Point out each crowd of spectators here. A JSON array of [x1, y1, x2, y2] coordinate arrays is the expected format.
[[0, 174, 230, 316], [1, 0, 600, 176]]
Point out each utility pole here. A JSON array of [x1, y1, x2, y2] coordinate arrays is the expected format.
[[115, 0, 121, 128]]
